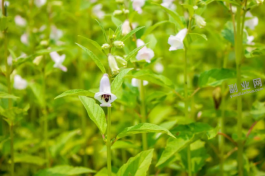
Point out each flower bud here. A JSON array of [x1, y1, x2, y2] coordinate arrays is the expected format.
[[193, 5, 198, 10], [194, 14, 206, 28], [213, 87, 222, 110], [33, 56, 43, 65], [123, 9, 129, 14], [108, 54, 120, 75], [40, 40, 49, 46], [115, 56, 127, 67], [113, 41, 124, 49], [102, 43, 111, 49], [113, 10, 123, 16]]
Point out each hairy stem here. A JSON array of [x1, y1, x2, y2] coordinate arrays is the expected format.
[[107, 107, 112, 176], [139, 80, 148, 151]]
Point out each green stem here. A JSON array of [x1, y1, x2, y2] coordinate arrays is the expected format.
[[139, 80, 147, 151], [10, 123, 14, 176], [187, 145, 192, 176], [107, 107, 112, 176]]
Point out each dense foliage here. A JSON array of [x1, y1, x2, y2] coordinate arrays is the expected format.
[[0, 0, 265, 176]]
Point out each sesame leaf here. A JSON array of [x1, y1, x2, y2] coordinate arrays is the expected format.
[[111, 68, 134, 94]]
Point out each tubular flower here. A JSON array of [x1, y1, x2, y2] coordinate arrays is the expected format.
[[14, 75, 27, 90], [168, 28, 188, 51], [132, 0, 145, 14], [108, 54, 120, 75], [136, 39, 154, 63], [94, 74, 117, 107], [245, 12, 258, 30], [122, 20, 131, 36], [50, 52, 67, 72], [194, 15, 206, 28]]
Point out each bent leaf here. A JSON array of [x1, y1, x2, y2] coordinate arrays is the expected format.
[[78, 35, 103, 53], [116, 123, 175, 140], [55, 89, 94, 99], [76, 43, 106, 73], [79, 96, 107, 134], [117, 149, 154, 176], [0, 92, 19, 99]]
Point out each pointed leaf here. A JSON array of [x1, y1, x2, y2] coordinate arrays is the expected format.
[[79, 96, 107, 134], [78, 35, 104, 53], [121, 26, 145, 42], [0, 92, 19, 99], [126, 45, 146, 62], [55, 89, 94, 99], [111, 68, 134, 94]]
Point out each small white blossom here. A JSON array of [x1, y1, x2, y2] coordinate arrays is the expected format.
[[154, 62, 164, 73], [194, 15, 206, 28], [136, 39, 154, 63], [122, 20, 131, 36], [161, 0, 176, 10], [50, 25, 63, 41], [14, 75, 27, 90], [94, 74, 117, 107], [7, 55, 12, 66], [247, 36, 254, 45], [15, 15, 27, 27], [193, 6, 198, 10], [168, 28, 188, 51], [245, 12, 258, 30], [108, 54, 120, 75], [132, 0, 145, 14], [92, 4, 105, 19], [21, 33, 29, 45], [131, 78, 148, 87], [256, 0, 264, 4], [35, 0, 46, 7], [50, 52, 67, 72]]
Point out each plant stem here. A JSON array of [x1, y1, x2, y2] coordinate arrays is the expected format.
[[107, 107, 112, 176], [187, 144, 192, 176], [139, 80, 147, 151], [10, 123, 14, 176]]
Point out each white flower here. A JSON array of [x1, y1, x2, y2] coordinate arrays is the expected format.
[[14, 75, 27, 90], [194, 15, 206, 28], [35, 0, 46, 7], [108, 54, 120, 75], [50, 25, 63, 41], [245, 12, 258, 30], [50, 52, 67, 72], [193, 6, 198, 10], [132, 0, 145, 14], [94, 74, 117, 107], [131, 78, 148, 87], [256, 0, 264, 4], [168, 28, 188, 51], [161, 0, 176, 10], [122, 20, 131, 36], [15, 15, 27, 27], [92, 4, 105, 19], [136, 39, 154, 63], [21, 33, 28, 45], [7, 55, 12, 66], [154, 62, 164, 73], [247, 36, 254, 45]]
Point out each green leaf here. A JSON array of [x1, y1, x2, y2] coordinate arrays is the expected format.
[[111, 15, 122, 27], [143, 21, 169, 39], [55, 89, 94, 99], [221, 21, 235, 45], [35, 48, 64, 55], [0, 92, 19, 99], [117, 149, 154, 176], [126, 45, 146, 62], [116, 123, 175, 140], [79, 96, 107, 134], [29, 82, 45, 107], [151, 3, 184, 29], [34, 165, 95, 176], [78, 35, 103, 53], [157, 134, 192, 167], [14, 154, 45, 166], [199, 68, 236, 87], [76, 43, 106, 73], [0, 107, 27, 125], [95, 19, 108, 42], [0, 16, 11, 31], [188, 33, 208, 41], [121, 26, 145, 42], [251, 101, 265, 121], [111, 68, 133, 94]]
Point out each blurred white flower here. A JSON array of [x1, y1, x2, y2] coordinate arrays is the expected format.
[[245, 12, 258, 30], [131, 78, 148, 87], [35, 0, 46, 7], [136, 39, 154, 63], [21, 33, 29, 45], [50, 25, 63, 41], [168, 28, 188, 51], [14, 75, 27, 90], [194, 15, 206, 28], [108, 54, 120, 75], [247, 36, 254, 45], [50, 52, 67, 72], [33, 56, 43, 65], [94, 74, 117, 107], [15, 15, 27, 27], [132, 22, 138, 29], [122, 20, 131, 36], [132, 0, 145, 14], [256, 0, 264, 4], [154, 62, 164, 73], [161, 0, 176, 10], [7, 55, 12, 66], [193, 5, 198, 10], [92, 4, 105, 19]]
